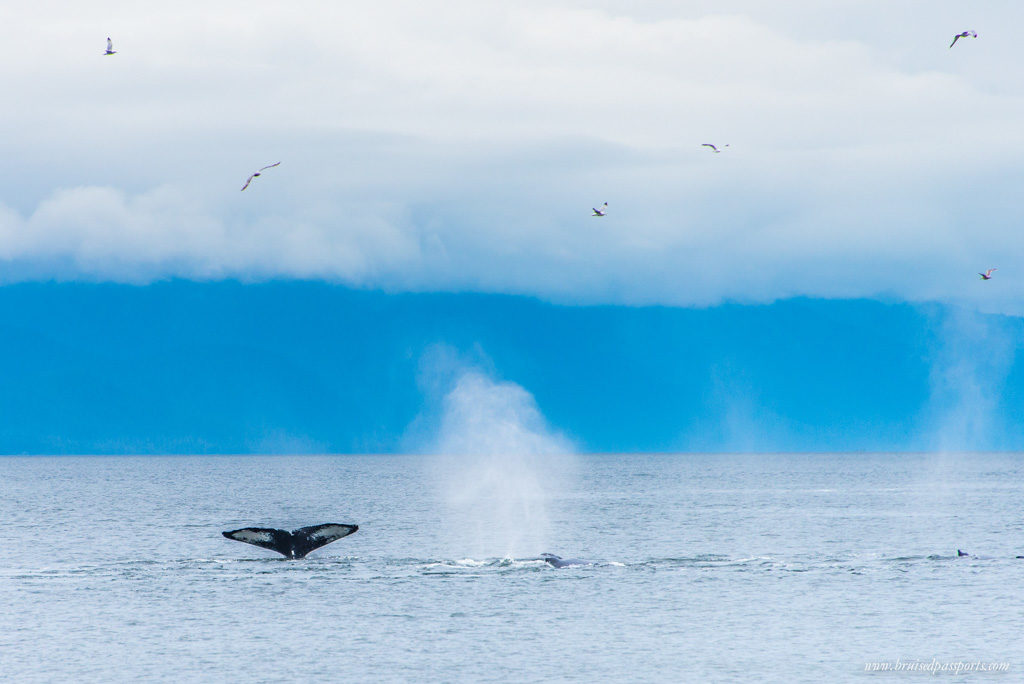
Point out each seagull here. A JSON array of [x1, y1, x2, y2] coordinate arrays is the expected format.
[[240, 162, 281, 191], [592, 202, 608, 217], [979, 268, 997, 280], [950, 30, 977, 48], [702, 143, 729, 153], [104, 37, 116, 55]]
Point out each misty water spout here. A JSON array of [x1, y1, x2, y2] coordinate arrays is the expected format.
[[427, 369, 576, 558]]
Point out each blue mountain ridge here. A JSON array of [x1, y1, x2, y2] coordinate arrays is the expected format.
[[0, 281, 1020, 454]]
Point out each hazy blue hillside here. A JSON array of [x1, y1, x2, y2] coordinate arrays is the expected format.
[[0, 281, 1020, 454]]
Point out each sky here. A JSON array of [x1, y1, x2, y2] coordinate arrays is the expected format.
[[2, 2, 1024, 309], [1, 4, 1023, 453]]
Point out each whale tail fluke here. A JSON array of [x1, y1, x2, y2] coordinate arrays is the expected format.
[[291, 524, 359, 558], [222, 527, 292, 554], [222, 523, 358, 558]]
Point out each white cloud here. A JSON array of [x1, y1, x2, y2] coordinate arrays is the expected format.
[[0, 185, 421, 282], [2, 2, 1024, 309]]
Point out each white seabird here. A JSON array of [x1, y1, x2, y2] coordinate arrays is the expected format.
[[592, 202, 608, 217], [950, 30, 977, 48], [104, 37, 116, 55], [241, 162, 281, 191], [702, 143, 729, 153]]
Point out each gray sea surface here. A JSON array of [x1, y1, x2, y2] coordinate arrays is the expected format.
[[1, 453, 1022, 682]]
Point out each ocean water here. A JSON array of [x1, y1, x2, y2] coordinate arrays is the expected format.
[[1, 453, 1022, 682]]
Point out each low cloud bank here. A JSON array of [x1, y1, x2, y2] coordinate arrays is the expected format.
[[3, 3, 1024, 310]]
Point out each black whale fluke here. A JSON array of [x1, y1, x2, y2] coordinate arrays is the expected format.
[[222, 523, 358, 559]]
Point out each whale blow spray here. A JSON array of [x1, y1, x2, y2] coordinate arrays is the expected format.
[[427, 367, 576, 559]]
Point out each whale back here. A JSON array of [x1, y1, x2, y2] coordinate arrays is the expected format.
[[541, 553, 590, 568]]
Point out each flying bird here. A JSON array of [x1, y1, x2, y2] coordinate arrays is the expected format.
[[240, 162, 281, 191], [979, 268, 997, 280], [950, 30, 977, 48], [702, 143, 729, 153], [592, 202, 608, 217], [104, 37, 116, 55]]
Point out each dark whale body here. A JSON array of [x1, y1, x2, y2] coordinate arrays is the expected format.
[[957, 549, 994, 559], [541, 553, 592, 568], [957, 549, 1011, 560], [222, 523, 358, 559]]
